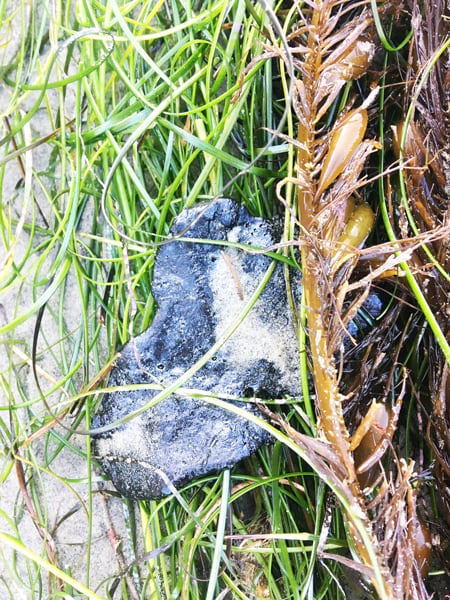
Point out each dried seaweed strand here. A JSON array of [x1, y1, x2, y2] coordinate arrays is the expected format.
[[291, 1, 394, 595]]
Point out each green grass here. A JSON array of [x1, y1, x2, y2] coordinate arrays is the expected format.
[[1, 2, 321, 598], [0, 1, 446, 599]]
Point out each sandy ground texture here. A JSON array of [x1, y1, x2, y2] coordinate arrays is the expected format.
[[0, 4, 140, 598]]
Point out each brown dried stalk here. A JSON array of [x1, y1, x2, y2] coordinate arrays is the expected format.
[[288, 0, 386, 584], [280, 1, 432, 597]]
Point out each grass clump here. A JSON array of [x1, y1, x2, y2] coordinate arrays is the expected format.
[[0, 0, 448, 599]]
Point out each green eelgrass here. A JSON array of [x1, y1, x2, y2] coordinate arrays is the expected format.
[[0, 2, 334, 598]]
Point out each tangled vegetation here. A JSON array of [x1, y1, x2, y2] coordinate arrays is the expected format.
[[0, 0, 449, 598]]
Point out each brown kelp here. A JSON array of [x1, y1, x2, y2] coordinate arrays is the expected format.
[[270, 0, 445, 596]]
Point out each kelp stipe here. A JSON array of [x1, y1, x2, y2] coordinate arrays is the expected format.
[[270, 1, 439, 597]]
